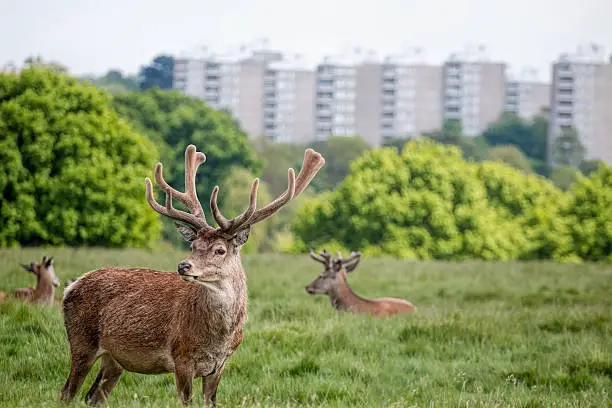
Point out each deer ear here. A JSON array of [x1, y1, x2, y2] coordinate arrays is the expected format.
[[175, 223, 198, 242], [45, 256, 54, 267], [232, 228, 250, 247], [20, 263, 33, 272]]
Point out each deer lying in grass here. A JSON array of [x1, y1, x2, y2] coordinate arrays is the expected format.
[[0, 256, 60, 305], [305, 250, 416, 317], [60, 144, 324, 407]]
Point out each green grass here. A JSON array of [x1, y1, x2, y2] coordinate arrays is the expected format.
[[1, 248, 611, 407]]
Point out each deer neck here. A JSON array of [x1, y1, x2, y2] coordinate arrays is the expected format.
[[189, 268, 247, 338], [34, 273, 55, 301], [329, 273, 371, 312]]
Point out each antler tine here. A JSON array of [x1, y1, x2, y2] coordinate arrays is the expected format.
[[237, 168, 295, 227], [145, 145, 212, 231], [341, 251, 361, 264], [206, 148, 325, 234], [154, 145, 206, 220], [309, 248, 328, 264], [294, 149, 326, 197], [210, 179, 259, 233], [237, 148, 325, 229], [145, 179, 210, 230]]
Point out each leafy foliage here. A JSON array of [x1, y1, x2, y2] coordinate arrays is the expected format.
[[482, 112, 548, 163], [80, 70, 139, 94], [551, 126, 585, 168], [486, 145, 533, 173], [306, 136, 371, 192], [292, 140, 528, 260], [138, 55, 174, 91], [0, 67, 161, 247], [291, 140, 578, 261], [564, 166, 612, 261]]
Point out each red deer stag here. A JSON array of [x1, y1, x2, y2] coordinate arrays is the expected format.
[[60, 144, 325, 407], [0, 256, 60, 305], [305, 250, 416, 317]]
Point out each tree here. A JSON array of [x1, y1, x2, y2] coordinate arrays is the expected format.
[[474, 162, 572, 260], [306, 136, 371, 192], [81, 69, 139, 94], [292, 140, 525, 260], [424, 119, 463, 145], [551, 126, 585, 168], [579, 159, 605, 176], [23, 55, 69, 73], [257, 138, 305, 196], [425, 120, 489, 161], [564, 166, 612, 261], [111, 89, 263, 243], [0, 67, 161, 247], [482, 112, 548, 164], [487, 145, 533, 173], [550, 166, 581, 191], [139, 55, 174, 90]]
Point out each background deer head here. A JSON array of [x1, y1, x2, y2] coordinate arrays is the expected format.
[[305, 250, 361, 294], [20, 255, 60, 287], [146, 144, 325, 285]]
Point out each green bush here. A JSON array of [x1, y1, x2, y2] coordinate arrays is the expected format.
[[292, 140, 526, 260], [564, 166, 612, 261], [290, 140, 586, 261], [0, 67, 161, 247]]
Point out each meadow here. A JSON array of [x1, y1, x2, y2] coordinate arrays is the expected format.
[[0, 248, 611, 407]]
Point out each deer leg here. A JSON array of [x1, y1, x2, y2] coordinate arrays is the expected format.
[[203, 361, 226, 407], [174, 366, 195, 405], [60, 350, 97, 403], [84, 355, 123, 406]]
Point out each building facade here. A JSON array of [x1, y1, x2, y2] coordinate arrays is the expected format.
[[505, 71, 550, 119], [263, 57, 316, 144], [549, 45, 612, 164], [442, 48, 506, 136]]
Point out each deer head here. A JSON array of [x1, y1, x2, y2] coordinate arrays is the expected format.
[[20, 255, 61, 287], [305, 250, 361, 294], [146, 144, 325, 286]]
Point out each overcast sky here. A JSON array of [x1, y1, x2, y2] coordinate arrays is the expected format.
[[1, 0, 609, 81]]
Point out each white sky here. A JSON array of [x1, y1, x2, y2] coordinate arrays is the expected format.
[[1, 0, 610, 81]]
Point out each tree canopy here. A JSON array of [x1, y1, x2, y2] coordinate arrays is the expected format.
[[139, 55, 174, 91], [0, 67, 161, 247]]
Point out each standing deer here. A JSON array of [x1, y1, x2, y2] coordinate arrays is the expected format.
[[305, 250, 416, 317], [0, 256, 60, 305], [60, 144, 324, 407]]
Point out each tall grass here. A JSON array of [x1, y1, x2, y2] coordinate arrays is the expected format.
[[1, 248, 611, 407]]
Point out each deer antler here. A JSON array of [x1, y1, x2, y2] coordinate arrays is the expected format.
[[210, 148, 325, 234], [145, 145, 213, 231], [339, 251, 361, 264]]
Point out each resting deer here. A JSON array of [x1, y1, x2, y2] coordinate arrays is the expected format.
[[305, 250, 416, 317], [60, 144, 324, 407], [0, 256, 60, 305]]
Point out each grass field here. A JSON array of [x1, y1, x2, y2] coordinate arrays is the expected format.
[[0, 248, 611, 407]]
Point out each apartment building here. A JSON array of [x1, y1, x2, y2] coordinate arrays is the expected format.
[[314, 53, 360, 141], [376, 52, 442, 144], [442, 47, 506, 136], [548, 45, 612, 164], [505, 69, 550, 119], [173, 44, 282, 139], [263, 57, 316, 144], [315, 49, 443, 146]]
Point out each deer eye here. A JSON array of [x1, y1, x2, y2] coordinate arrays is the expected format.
[[215, 248, 226, 256]]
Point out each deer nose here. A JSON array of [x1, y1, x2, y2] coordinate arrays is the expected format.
[[177, 262, 192, 275], [305, 286, 314, 294]]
